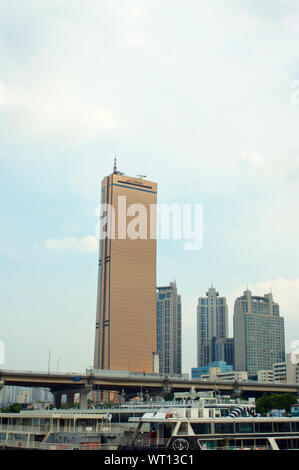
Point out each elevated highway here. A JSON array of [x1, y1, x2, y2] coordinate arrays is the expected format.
[[1, 369, 298, 407]]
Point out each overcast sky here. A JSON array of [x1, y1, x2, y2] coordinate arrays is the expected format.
[[0, 0, 298, 374]]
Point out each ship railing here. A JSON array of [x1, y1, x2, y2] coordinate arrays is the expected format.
[[0, 424, 50, 433], [0, 423, 128, 434], [0, 437, 279, 451], [0, 437, 117, 451], [120, 436, 170, 448], [207, 445, 274, 451]]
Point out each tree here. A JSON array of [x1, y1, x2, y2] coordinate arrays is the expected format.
[[0, 403, 23, 413], [256, 393, 272, 414], [279, 393, 297, 414], [256, 393, 297, 415]]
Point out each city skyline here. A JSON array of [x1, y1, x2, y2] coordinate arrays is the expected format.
[[0, 0, 298, 375]]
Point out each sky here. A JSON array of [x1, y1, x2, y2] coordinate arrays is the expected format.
[[0, 0, 298, 375]]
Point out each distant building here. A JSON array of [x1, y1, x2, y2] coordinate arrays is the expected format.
[[203, 337, 234, 367], [192, 361, 233, 379], [197, 287, 228, 367], [256, 353, 299, 384], [273, 353, 299, 383], [0, 386, 52, 406], [218, 370, 248, 382], [272, 362, 287, 383], [257, 370, 274, 383], [234, 290, 285, 377], [156, 281, 182, 375], [192, 362, 247, 382]]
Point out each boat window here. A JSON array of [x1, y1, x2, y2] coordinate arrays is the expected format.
[[191, 423, 211, 435], [243, 439, 254, 448], [292, 421, 299, 432], [111, 413, 119, 423], [235, 422, 253, 433], [215, 423, 234, 434], [276, 439, 294, 450], [177, 422, 188, 435], [277, 422, 291, 433], [204, 440, 218, 449], [256, 439, 267, 446], [120, 413, 130, 423], [163, 424, 173, 439], [228, 440, 236, 448], [258, 422, 273, 433], [9, 434, 27, 442]]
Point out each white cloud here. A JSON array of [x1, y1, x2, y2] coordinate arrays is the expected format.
[[241, 151, 265, 166], [5, 85, 116, 141], [122, 0, 147, 21], [44, 235, 98, 253], [0, 80, 6, 105], [123, 31, 146, 48]]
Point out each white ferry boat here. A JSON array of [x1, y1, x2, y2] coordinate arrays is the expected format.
[[1, 391, 298, 450], [118, 391, 299, 451], [0, 406, 150, 450]]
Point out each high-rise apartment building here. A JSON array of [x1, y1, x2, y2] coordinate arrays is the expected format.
[[196, 286, 228, 367], [93, 162, 157, 375], [233, 290, 285, 377], [156, 281, 182, 375]]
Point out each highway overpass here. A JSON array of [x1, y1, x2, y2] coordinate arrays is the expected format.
[[1, 369, 298, 407]]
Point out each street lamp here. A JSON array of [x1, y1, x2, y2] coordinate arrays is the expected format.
[[57, 359, 62, 373]]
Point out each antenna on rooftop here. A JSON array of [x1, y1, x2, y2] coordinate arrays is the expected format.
[[113, 157, 124, 176], [137, 175, 147, 179], [113, 157, 118, 174]]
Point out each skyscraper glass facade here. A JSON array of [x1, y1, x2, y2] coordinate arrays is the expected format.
[[197, 287, 228, 367], [156, 282, 182, 375], [234, 290, 285, 377]]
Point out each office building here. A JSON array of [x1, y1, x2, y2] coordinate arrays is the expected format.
[[93, 161, 157, 376], [197, 286, 228, 367], [234, 290, 285, 377], [203, 337, 234, 367], [191, 362, 248, 381], [192, 361, 233, 379], [257, 354, 299, 384], [156, 281, 182, 375], [273, 353, 299, 383], [257, 370, 274, 383]]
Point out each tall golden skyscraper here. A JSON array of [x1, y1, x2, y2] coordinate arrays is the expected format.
[[94, 161, 157, 374]]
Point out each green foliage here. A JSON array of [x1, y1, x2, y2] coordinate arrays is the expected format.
[[256, 393, 297, 414], [164, 392, 174, 401], [0, 403, 23, 413]]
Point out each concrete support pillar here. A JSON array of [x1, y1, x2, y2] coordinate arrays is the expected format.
[[66, 391, 75, 409], [0, 381, 4, 405], [53, 391, 62, 409], [79, 386, 92, 410], [162, 377, 172, 398], [232, 388, 242, 399]]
